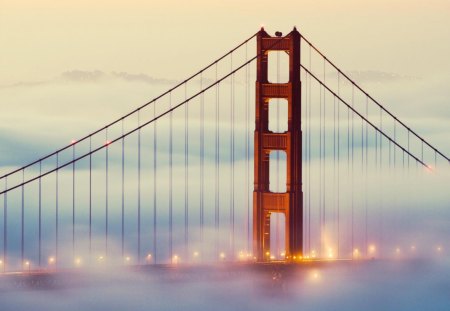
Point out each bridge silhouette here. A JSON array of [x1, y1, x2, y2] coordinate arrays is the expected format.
[[0, 27, 448, 273]]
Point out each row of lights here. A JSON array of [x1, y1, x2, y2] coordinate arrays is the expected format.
[[0, 245, 445, 271]]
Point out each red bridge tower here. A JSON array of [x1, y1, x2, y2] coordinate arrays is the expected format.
[[253, 27, 303, 261]]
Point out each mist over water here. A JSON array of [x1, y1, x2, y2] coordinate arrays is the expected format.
[[1, 259, 450, 311]]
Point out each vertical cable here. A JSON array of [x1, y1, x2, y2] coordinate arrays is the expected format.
[[89, 136, 92, 261], [56, 154, 59, 267], [337, 71, 340, 258], [184, 84, 189, 260], [308, 44, 312, 254], [200, 72, 205, 257], [137, 110, 141, 264], [105, 128, 109, 257], [169, 92, 173, 262], [379, 108, 383, 257], [407, 131, 410, 168], [421, 140, 424, 163], [394, 120, 397, 167], [304, 63, 309, 256], [245, 43, 250, 255], [230, 54, 235, 257], [324, 60, 327, 253], [72, 142, 75, 261], [351, 84, 354, 258], [319, 73, 323, 256], [21, 170, 24, 268], [3, 177, 7, 272], [215, 65, 220, 258], [365, 96, 368, 257], [39, 161, 42, 267], [153, 101, 157, 263], [322, 59, 326, 257], [333, 93, 336, 254], [121, 120, 125, 260]]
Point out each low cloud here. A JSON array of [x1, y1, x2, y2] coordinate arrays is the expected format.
[[0, 70, 179, 89], [327, 70, 420, 84]]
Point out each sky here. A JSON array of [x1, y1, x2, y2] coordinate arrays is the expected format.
[[0, 0, 449, 243], [0, 0, 449, 309]]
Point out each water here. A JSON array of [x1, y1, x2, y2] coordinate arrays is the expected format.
[[0, 259, 449, 311]]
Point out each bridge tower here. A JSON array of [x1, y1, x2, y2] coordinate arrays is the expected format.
[[253, 27, 303, 262]]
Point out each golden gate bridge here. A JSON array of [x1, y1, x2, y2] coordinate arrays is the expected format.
[[0, 27, 448, 274]]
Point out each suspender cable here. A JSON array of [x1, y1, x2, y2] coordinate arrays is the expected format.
[[185, 84, 189, 259], [56, 154, 59, 267], [200, 72, 205, 257], [421, 140, 424, 163], [121, 120, 125, 260], [337, 72, 340, 258], [215, 65, 220, 258], [39, 161, 42, 267], [351, 84, 354, 258], [304, 63, 311, 255], [89, 136, 92, 261], [105, 128, 109, 257], [308, 43, 312, 254], [394, 120, 397, 167], [169, 92, 173, 262], [347, 103, 350, 259], [3, 178, 6, 272], [407, 131, 410, 168], [304, 61, 309, 255], [21, 170, 24, 268], [379, 107, 383, 257], [137, 111, 141, 264], [73, 143, 76, 260], [245, 42, 250, 255], [319, 67, 323, 256], [230, 54, 235, 257], [323, 59, 326, 257], [333, 94, 336, 255], [365, 96, 368, 257], [153, 101, 157, 263]]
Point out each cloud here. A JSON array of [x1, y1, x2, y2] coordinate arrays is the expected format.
[[326, 70, 420, 84], [0, 71, 179, 89]]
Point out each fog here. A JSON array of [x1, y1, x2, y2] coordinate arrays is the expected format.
[[0, 258, 450, 311]]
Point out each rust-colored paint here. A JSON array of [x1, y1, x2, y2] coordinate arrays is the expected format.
[[253, 27, 303, 262]]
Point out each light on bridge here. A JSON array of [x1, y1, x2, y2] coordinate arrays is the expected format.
[[97, 255, 105, 263], [368, 244, 376, 256], [193, 251, 199, 258], [24, 261, 30, 271], [74, 257, 82, 267], [219, 252, 226, 260], [437, 246, 443, 253], [327, 248, 334, 259], [48, 256, 56, 265], [172, 255, 180, 264], [125, 256, 131, 264], [353, 248, 360, 259], [146, 253, 152, 263], [71, 139, 76, 145]]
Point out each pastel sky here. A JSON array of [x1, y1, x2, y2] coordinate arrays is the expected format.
[[0, 0, 449, 266]]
